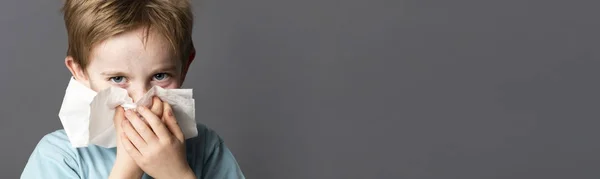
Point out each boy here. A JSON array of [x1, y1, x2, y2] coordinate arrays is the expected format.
[[21, 0, 245, 178]]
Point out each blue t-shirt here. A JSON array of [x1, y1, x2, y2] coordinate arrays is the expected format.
[[21, 123, 245, 179]]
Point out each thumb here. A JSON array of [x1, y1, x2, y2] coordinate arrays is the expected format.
[[150, 96, 164, 118], [163, 102, 184, 142], [114, 107, 125, 127]]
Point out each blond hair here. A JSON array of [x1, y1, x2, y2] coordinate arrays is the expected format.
[[62, 0, 194, 69]]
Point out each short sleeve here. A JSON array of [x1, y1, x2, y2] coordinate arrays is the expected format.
[[21, 131, 81, 179], [201, 140, 245, 179]]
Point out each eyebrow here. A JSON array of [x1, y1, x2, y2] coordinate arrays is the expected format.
[[151, 65, 177, 74], [100, 70, 128, 76], [99, 64, 177, 76]]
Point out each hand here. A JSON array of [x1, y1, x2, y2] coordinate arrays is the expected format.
[[109, 97, 166, 179], [121, 99, 195, 179], [109, 107, 143, 179]]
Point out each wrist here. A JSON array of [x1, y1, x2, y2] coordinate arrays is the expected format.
[[110, 160, 143, 179], [176, 167, 196, 179], [109, 168, 143, 179], [109, 170, 143, 179]]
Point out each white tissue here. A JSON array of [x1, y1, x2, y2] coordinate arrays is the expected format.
[[58, 77, 197, 148]]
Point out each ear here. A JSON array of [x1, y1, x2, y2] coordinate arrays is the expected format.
[[65, 56, 91, 87], [180, 43, 196, 84]]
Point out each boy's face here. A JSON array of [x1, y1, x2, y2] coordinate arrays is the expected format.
[[66, 28, 184, 102]]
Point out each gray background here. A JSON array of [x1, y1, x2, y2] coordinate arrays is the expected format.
[[1, 0, 599, 178]]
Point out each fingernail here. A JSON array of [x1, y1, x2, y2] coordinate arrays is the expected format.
[[137, 106, 145, 112], [125, 110, 132, 116]]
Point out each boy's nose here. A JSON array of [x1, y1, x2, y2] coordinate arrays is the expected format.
[[127, 84, 151, 102]]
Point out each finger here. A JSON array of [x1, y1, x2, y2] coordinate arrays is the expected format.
[[150, 96, 163, 118], [121, 131, 143, 158], [114, 107, 125, 129], [122, 119, 147, 151], [125, 109, 158, 143], [137, 106, 171, 140], [163, 103, 184, 142], [113, 107, 126, 144]]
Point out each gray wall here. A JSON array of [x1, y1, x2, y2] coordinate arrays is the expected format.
[[1, 0, 599, 178]]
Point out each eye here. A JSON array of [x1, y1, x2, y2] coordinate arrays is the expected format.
[[109, 76, 126, 84], [153, 73, 169, 81]]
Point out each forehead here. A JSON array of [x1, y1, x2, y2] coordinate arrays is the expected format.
[[87, 28, 179, 71]]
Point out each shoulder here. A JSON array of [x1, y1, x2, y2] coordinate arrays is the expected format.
[[22, 130, 82, 179], [185, 123, 224, 155], [33, 129, 78, 158], [28, 129, 81, 166], [185, 124, 245, 178], [195, 123, 224, 146]]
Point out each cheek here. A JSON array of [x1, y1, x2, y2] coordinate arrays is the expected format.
[[87, 75, 112, 92], [161, 82, 180, 89], [157, 74, 182, 89]]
